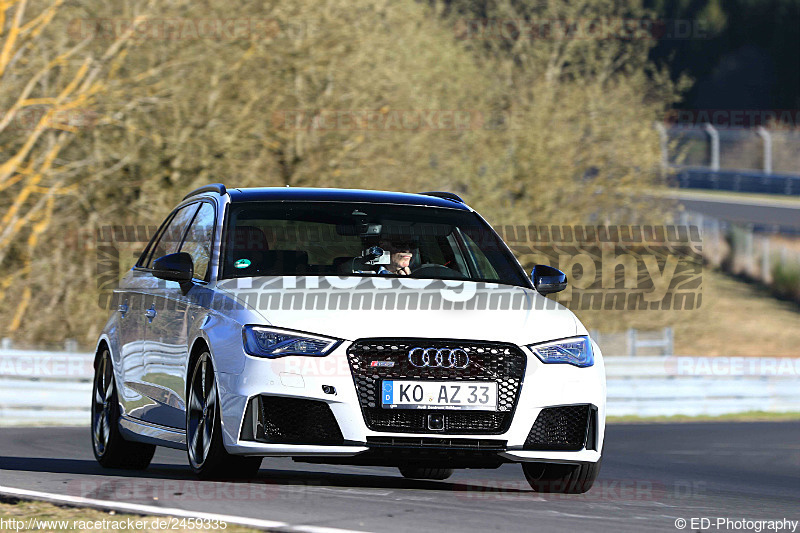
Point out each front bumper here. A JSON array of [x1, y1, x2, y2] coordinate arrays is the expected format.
[[214, 340, 605, 464]]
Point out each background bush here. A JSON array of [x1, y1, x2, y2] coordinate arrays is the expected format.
[[1, 0, 682, 345]]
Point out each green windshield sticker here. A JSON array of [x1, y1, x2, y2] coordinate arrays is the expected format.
[[234, 258, 252, 269]]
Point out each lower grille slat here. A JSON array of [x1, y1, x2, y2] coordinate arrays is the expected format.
[[366, 436, 507, 450]]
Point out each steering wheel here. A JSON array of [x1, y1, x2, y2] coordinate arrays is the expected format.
[[411, 263, 466, 279]]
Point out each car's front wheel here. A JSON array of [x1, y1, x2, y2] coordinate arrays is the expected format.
[[521, 460, 601, 494], [187, 352, 262, 479], [91, 349, 156, 469]]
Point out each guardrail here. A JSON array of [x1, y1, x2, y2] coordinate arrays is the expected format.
[[1, 349, 798, 425], [655, 123, 800, 196], [673, 167, 800, 196], [604, 356, 800, 417], [657, 124, 800, 179], [0, 349, 94, 426]]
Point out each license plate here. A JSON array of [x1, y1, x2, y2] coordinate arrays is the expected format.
[[381, 380, 498, 411]]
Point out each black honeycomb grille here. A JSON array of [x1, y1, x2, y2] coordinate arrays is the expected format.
[[256, 396, 344, 445], [524, 405, 592, 451], [347, 339, 526, 434]]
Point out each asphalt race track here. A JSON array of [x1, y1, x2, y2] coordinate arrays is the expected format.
[[1, 423, 798, 532]]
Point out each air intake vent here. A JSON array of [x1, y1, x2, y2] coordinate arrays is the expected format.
[[524, 404, 596, 451], [241, 396, 344, 445]]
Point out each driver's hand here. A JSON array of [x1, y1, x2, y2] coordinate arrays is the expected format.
[[395, 266, 411, 276]]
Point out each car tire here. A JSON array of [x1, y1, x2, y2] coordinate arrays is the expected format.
[[91, 349, 156, 470], [521, 460, 601, 494], [187, 352, 262, 479], [398, 466, 455, 480]]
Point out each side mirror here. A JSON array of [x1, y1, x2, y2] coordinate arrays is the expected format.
[[531, 264, 567, 294], [153, 252, 194, 284]]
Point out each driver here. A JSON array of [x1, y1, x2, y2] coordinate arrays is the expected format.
[[378, 238, 414, 276]]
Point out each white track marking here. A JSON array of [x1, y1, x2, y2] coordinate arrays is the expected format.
[[0, 485, 370, 533]]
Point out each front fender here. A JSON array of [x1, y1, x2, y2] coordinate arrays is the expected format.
[[96, 314, 120, 370], [197, 312, 249, 375]]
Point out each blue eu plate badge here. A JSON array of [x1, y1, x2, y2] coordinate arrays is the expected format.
[[382, 381, 393, 404]]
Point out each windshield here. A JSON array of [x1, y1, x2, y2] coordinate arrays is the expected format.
[[221, 201, 529, 287]]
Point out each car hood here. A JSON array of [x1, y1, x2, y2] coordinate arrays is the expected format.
[[216, 277, 581, 346]]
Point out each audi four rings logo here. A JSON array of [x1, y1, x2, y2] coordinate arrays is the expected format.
[[408, 347, 470, 368]]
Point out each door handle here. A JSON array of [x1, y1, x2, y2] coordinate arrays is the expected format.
[[145, 305, 157, 323], [118, 302, 128, 318]]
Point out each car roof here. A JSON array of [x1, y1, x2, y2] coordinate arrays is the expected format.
[[226, 187, 471, 211]]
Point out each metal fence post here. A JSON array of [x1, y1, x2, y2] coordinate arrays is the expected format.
[[628, 328, 637, 356], [757, 126, 773, 175], [654, 122, 669, 171], [664, 327, 674, 356], [710, 217, 721, 266], [704, 123, 720, 171]]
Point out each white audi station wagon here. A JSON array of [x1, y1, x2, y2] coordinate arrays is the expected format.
[[92, 184, 605, 493]]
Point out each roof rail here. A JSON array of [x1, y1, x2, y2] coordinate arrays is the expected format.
[[419, 191, 465, 204], [183, 183, 227, 200]]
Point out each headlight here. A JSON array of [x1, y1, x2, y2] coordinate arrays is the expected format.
[[243, 326, 342, 358], [527, 336, 594, 368]]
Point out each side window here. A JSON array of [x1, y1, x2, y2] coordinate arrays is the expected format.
[[142, 204, 199, 269], [180, 202, 216, 281]]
